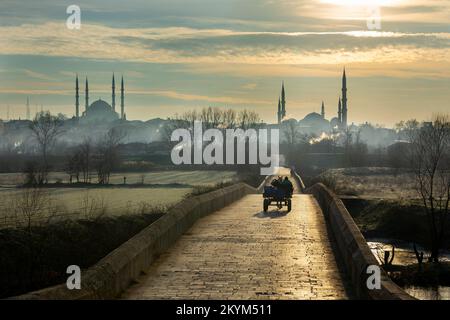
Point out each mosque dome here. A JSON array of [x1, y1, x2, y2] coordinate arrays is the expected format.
[[82, 99, 119, 122], [303, 112, 324, 122], [89, 99, 112, 112]]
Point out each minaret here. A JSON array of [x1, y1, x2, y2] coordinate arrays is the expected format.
[[321, 101, 325, 119], [338, 96, 342, 125], [75, 74, 79, 118], [277, 97, 281, 124], [120, 75, 125, 120], [112, 73, 116, 113], [341, 68, 348, 128], [85, 77, 89, 112], [26, 97, 30, 120], [281, 82, 286, 119]]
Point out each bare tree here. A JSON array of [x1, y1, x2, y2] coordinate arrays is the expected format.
[[399, 119, 420, 141], [64, 138, 93, 184], [10, 187, 50, 233], [201, 107, 214, 128], [23, 161, 39, 186], [223, 109, 237, 129], [79, 138, 93, 183], [237, 109, 260, 129], [283, 119, 300, 145], [94, 128, 125, 184], [410, 114, 450, 262], [212, 108, 223, 128], [65, 151, 82, 183], [183, 110, 199, 128], [29, 111, 64, 184], [341, 128, 368, 167]]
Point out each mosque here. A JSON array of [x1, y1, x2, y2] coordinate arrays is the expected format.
[[277, 68, 349, 131], [74, 74, 126, 122]]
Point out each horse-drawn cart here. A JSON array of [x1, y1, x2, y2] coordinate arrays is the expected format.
[[263, 186, 292, 213]]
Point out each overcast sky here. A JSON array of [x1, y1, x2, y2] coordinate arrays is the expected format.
[[0, 0, 449, 126]]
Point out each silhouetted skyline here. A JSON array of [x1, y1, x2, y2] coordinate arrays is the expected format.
[[0, 0, 449, 126]]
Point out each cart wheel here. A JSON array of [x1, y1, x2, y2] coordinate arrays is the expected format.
[[263, 199, 269, 212], [287, 199, 292, 212]]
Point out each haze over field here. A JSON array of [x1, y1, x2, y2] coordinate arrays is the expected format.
[[0, 0, 449, 126], [0, 170, 238, 227]]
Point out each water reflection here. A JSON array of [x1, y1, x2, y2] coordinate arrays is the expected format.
[[404, 286, 450, 301], [367, 238, 450, 300], [367, 238, 450, 265]]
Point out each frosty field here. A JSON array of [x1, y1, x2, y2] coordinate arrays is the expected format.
[[0, 170, 237, 187], [324, 167, 418, 200], [0, 170, 237, 228]]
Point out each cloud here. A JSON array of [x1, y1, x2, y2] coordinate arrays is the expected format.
[[0, 86, 272, 106], [139, 90, 271, 105], [242, 83, 258, 90], [22, 69, 55, 81], [0, 22, 448, 71], [175, 60, 450, 79], [0, 88, 70, 95]]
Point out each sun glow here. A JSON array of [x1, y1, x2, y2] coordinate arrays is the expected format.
[[320, 0, 401, 6]]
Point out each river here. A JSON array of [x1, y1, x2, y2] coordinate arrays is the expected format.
[[367, 238, 450, 300]]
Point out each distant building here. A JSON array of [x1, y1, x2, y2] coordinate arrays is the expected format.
[[83, 99, 119, 122], [276, 68, 349, 131], [277, 82, 286, 124], [26, 97, 30, 120], [341, 68, 348, 129], [75, 73, 126, 122], [330, 97, 341, 129], [299, 108, 330, 134]]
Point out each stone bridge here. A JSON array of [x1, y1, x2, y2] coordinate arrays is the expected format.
[[122, 168, 351, 299], [16, 168, 413, 300]]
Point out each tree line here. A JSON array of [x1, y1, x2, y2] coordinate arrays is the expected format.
[[25, 111, 125, 186], [162, 107, 261, 140]]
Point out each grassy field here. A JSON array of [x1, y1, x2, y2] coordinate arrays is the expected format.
[[318, 167, 418, 199], [0, 170, 237, 187], [0, 170, 238, 228], [0, 187, 190, 228], [324, 168, 432, 246]]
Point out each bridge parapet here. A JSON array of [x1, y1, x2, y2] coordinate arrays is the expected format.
[[290, 169, 306, 193], [306, 183, 415, 300]]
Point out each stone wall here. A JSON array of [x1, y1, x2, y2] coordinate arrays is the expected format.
[[290, 170, 306, 193], [306, 183, 414, 300]]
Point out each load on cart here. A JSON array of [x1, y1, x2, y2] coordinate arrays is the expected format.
[[263, 177, 294, 212]]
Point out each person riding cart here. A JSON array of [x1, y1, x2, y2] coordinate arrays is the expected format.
[[280, 177, 293, 195], [263, 176, 293, 212]]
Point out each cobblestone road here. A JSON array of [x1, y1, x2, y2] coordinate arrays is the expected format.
[[122, 191, 352, 300]]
